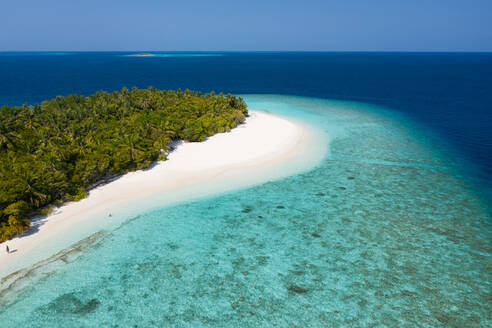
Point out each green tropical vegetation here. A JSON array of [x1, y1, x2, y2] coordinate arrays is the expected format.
[[0, 87, 248, 242]]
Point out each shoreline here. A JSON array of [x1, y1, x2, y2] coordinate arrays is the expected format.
[[0, 110, 328, 282]]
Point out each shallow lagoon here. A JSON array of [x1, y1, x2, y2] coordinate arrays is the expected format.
[[0, 95, 490, 327]]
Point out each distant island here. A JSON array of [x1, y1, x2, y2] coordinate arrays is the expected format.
[[129, 53, 154, 56], [0, 88, 248, 241]]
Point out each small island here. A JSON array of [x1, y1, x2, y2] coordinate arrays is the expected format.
[[128, 53, 154, 56], [0, 88, 248, 241]]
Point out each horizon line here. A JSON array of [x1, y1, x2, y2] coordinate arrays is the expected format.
[[1, 50, 492, 54]]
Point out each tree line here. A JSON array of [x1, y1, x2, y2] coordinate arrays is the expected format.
[[0, 87, 248, 241]]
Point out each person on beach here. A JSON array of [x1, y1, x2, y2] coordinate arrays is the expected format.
[[6, 245, 9, 254]]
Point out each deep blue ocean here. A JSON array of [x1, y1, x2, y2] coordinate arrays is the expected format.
[[0, 52, 491, 201], [0, 52, 491, 327]]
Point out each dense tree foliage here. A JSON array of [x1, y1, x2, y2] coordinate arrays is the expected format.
[[0, 87, 248, 241]]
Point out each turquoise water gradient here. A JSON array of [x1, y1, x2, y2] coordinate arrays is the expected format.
[[0, 96, 490, 327]]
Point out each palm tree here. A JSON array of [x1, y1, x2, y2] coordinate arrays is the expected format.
[[17, 169, 48, 207], [0, 122, 17, 150], [119, 130, 144, 165]]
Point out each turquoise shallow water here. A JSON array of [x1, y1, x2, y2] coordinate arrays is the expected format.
[[0, 95, 491, 327]]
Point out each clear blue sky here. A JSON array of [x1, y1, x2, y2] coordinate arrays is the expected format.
[[1, 0, 491, 51]]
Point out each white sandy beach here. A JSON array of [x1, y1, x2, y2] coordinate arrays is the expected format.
[[0, 110, 326, 281]]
